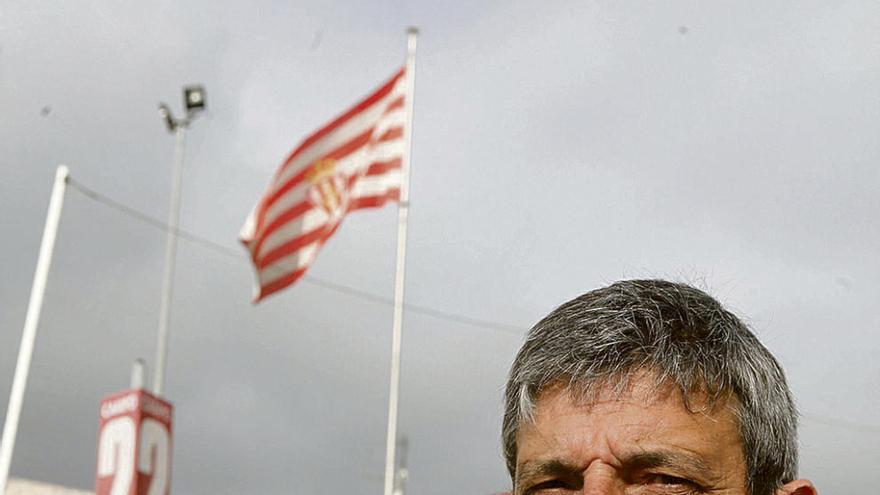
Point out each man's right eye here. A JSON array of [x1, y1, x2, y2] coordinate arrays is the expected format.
[[524, 479, 570, 494], [638, 473, 702, 494]]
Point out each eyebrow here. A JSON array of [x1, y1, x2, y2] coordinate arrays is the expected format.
[[517, 459, 582, 484], [516, 459, 585, 494], [620, 450, 716, 481], [516, 450, 716, 491]]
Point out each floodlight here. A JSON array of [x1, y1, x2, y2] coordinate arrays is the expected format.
[[184, 86, 206, 113]]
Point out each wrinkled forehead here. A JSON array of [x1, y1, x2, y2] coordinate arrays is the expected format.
[[514, 375, 746, 481], [534, 368, 738, 417]]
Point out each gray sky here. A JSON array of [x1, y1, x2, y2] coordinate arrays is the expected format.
[[1, 1, 879, 494]]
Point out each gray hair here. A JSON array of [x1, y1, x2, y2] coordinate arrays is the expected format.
[[502, 279, 798, 495]]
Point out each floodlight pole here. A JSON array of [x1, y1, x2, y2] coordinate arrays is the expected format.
[[153, 123, 186, 397], [153, 88, 203, 396], [0, 166, 70, 495]]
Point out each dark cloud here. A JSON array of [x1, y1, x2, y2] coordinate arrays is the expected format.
[[1, 1, 879, 494]]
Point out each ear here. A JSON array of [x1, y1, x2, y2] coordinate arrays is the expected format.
[[775, 479, 817, 495]]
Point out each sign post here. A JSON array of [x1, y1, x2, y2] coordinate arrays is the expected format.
[[95, 389, 173, 495]]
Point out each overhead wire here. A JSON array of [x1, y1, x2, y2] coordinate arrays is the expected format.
[[66, 178, 526, 336], [64, 178, 880, 435]]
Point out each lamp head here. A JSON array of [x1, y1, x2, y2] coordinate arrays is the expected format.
[[184, 86, 206, 114]]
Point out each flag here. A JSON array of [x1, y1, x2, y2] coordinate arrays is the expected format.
[[240, 67, 408, 302]]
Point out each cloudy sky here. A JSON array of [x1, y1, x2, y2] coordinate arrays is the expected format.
[[1, 1, 879, 494]]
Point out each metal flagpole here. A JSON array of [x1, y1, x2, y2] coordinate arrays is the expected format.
[[383, 27, 418, 495], [0, 165, 70, 495]]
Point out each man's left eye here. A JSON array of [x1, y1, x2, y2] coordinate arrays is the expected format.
[[642, 473, 698, 489]]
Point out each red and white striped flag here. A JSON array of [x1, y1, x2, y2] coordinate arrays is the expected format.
[[241, 67, 408, 301]]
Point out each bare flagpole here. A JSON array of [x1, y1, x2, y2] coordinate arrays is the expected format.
[[383, 27, 417, 495], [0, 166, 70, 495]]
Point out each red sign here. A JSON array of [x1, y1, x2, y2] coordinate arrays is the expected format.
[[95, 389, 173, 495]]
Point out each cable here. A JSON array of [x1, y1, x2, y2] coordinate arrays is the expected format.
[[303, 276, 524, 333], [66, 178, 527, 336], [66, 179, 880, 435], [801, 413, 880, 435]]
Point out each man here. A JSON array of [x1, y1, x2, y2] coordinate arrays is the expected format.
[[502, 279, 817, 495]]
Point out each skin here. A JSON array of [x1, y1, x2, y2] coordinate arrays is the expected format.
[[512, 377, 817, 495]]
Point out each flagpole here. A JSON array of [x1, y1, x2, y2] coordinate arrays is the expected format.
[[383, 27, 417, 495], [0, 165, 70, 495]]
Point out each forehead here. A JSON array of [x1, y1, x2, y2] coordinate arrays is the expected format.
[[515, 377, 745, 481]]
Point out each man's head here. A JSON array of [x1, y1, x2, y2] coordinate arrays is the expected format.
[[502, 279, 816, 495]]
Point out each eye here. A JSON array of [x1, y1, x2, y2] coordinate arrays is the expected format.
[[647, 474, 686, 483], [523, 479, 572, 494], [641, 473, 699, 490]]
